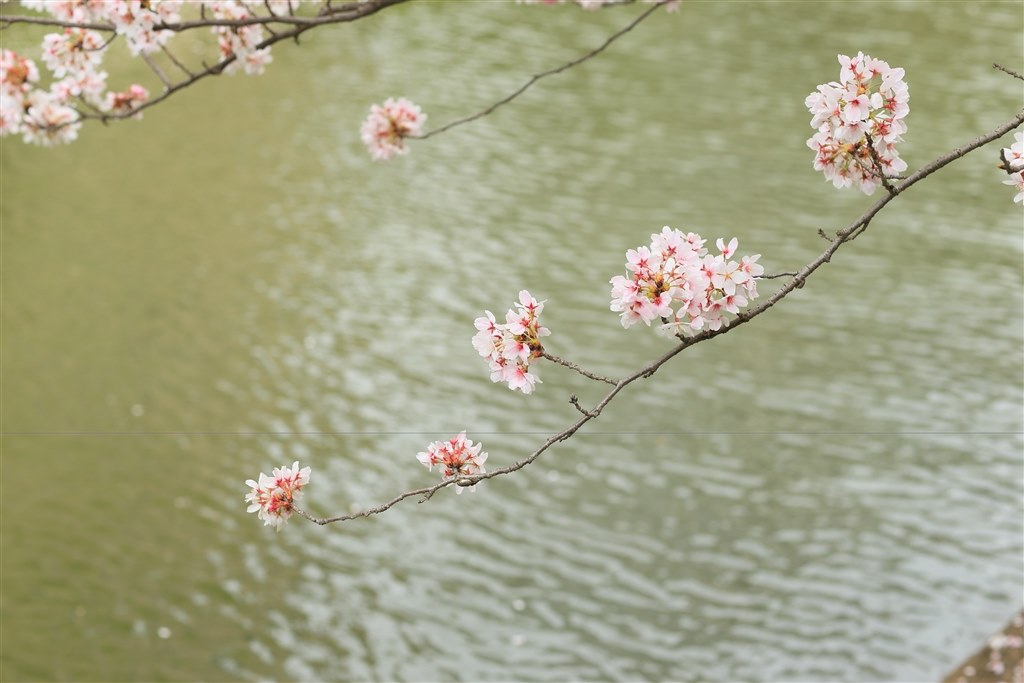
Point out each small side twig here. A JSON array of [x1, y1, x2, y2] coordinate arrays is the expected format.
[[160, 44, 195, 78], [569, 394, 598, 418], [541, 351, 618, 385], [140, 51, 172, 89]]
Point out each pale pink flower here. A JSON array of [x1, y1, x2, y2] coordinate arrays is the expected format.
[[611, 226, 761, 335], [806, 53, 909, 195], [104, 83, 148, 118], [361, 97, 426, 161], [20, 90, 80, 146], [1001, 131, 1023, 171], [473, 290, 548, 393], [417, 432, 488, 493], [244, 460, 311, 530], [40, 28, 107, 78], [1, 49, 39, 102]]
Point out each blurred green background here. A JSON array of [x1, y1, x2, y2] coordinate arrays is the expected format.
[[2, 1, 1022, 680]]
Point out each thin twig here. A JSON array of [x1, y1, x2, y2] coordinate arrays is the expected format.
[[541, 352, 618, 385], [415, 0, 667, 140], [140, 51, 172, 89], [761, 271, 798, 280], [160, 44, 195, 78], [569, 394, 598, 418], [295, 106, 1024, 527], [994, 63, 1024, 81]]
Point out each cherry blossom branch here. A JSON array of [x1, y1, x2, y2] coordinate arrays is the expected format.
[[541, 352, 619, 385], [67, 0, 410, 127], [290, 106, 1024, 527], [414, 0, 668, 141], [0, 2, 405, 32]]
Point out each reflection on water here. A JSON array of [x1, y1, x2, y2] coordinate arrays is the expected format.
[[2, 1, 1021, 681]]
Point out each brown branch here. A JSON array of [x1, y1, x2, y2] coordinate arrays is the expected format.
[[541, 351, 618, 385], [160, 44, 196, 78], [569, 394, 598, 417], [295, 106, 1024, 528], [863, 132, 899, 196], [0, 15, 115, 30], [994, 63, 1024, 81], [66, 0, 411, 128], [140, 51, 172, 89], [415, 0, 668, 140]]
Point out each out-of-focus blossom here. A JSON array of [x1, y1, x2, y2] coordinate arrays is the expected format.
[[209, 1, 273, 75], [610, 226, 762, 336], [20, 89, 80, 145], [417, 432, 488, 494], [104, 83, 149, 118], [0, 49, 40, 135], [473, 290, 550, 394], [360, 97, 426, 160], [244, 461, 311, 530], [1000, 132, 1024, 204], [805, 52, 909, 195], [41, 28, 107, 78]]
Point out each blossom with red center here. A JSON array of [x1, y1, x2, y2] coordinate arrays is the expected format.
[[417, 432, 488, 494], [360, 97, 426, 161], [610, 226, 761, 336], [805, 52, 909, 195], [472, 290, 550, 394], [244, 461, 311, 530], [104, 84, 149, 118]]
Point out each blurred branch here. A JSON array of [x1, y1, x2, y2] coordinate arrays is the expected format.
[[993, 63, 1024, 81], [67, 0, 410, 127]]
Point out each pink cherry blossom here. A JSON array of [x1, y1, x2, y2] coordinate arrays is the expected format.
[[104, 83, 149, 118], [473, 290, 549, 393], [417, 432, 488, 494], [806, 53, 909, 195], [20, 90, 80, 146], [244, 460, 312, 530], [361, 97, 427, 161], [610, 226, 761, 336], [1000, 132, 1024, 204], [1001, 131, 1023, 171], [40, 28, 107, 79]]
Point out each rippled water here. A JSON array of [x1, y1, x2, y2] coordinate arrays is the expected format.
[[2, 1, 1022, 681]]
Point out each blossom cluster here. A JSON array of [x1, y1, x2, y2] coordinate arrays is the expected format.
[[805, 52, 910, 195], [209, 1, 280, 76], [1, 0, 298, 145], [1001, 131, 1024, 204], [244, 460, 311, 530], [517, 0, 681, 11], [21, 0, 182, 56], [417, 432, 488, 493], [473, 290, 550, 394], [360, 97, 427, 160], [610, 227, 762, 336]]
